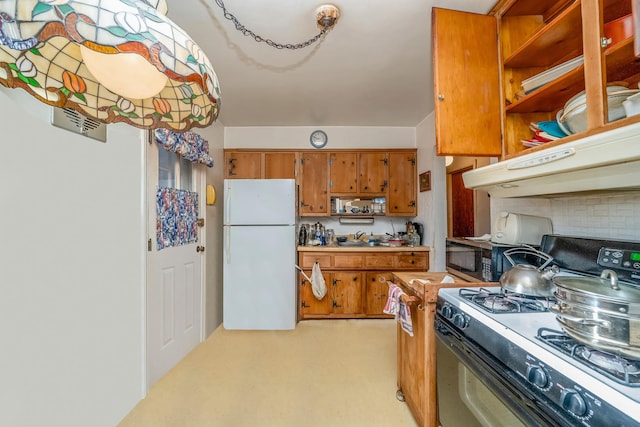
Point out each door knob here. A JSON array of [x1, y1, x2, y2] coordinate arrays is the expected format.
[[196, 246, 205, 253]]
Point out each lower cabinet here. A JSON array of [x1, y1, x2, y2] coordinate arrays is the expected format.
[[365, 271, 395, 315], [298, 250, 429, 319]]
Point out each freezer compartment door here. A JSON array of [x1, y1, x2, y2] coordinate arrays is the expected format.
[[224, 179, 295, 225], [223, 225, 296, 330]]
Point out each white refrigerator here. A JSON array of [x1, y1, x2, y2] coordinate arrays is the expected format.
[[223, 179, 297, 330]]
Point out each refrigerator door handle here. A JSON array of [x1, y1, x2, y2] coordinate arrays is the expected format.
[[225, 184, 231, 224], [225, 226, 231, 264]]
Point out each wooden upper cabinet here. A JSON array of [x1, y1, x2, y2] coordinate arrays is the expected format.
[[436, 0, 640, 159], [387, 152, 416, 216], [299, 151, 329, 216], [358, 152, 388, 194], [329, 152, 357, 193], [225, 151, 296, 179], [264, 152, 296, 179], [224, 151, 261, 179], [330, 151, 388, 195], [432, 8, 502, 157]]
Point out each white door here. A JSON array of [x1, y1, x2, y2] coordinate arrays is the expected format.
[[147, 134, 205, 387]]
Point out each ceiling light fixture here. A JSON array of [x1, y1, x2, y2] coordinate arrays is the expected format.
[[214, 1, 340, 50], [0, 0, 221, 132]]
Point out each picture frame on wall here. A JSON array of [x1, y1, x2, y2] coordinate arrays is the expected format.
[[419, 171, 431, 192]]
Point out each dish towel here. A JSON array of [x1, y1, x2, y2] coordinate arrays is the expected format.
[[310, 261, 327, 300], [383, 283, 413, 336]]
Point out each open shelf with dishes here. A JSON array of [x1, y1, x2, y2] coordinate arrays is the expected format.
[[499, 0, 640, 157], [432, 0, 640, 160]]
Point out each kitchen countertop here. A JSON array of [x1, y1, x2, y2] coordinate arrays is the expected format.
[[392, 271, 485, 302], [297, 245, 430, 252]]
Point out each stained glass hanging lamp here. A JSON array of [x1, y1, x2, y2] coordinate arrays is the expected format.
[[0, 0, 221, 132]]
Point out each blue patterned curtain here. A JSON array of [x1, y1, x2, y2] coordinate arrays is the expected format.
[[154, 128, 214, 167], [156, 187, 199, 250]]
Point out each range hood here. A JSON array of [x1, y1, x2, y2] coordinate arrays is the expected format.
[[463, 122, 640, 198]]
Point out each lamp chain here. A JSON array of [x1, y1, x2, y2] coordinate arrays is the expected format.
[[214, 0, 329, 49]]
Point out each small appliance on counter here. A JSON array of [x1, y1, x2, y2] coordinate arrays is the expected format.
[[491, 211, 552, 245]]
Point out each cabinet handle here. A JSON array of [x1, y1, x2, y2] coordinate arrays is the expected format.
[[601, 37, 612, 48], [438, 94, 445, 101]]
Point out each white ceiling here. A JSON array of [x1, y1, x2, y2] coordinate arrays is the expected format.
[[168, 0, 496, 127]]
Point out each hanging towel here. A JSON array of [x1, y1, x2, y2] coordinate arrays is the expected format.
[[310, 261, 327, 300], [384, 283, 413, 336]]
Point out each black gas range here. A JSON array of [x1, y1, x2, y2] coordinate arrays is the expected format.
[[436, 235, 640, 427]]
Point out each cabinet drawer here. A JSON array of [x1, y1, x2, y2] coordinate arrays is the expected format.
[[333, 255, 364, 268], [395, 254, 428, 269], [300, 253, 332, 269], [364, 254, 395, 269]]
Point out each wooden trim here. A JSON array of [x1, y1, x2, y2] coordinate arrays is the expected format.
[[582, 0, 608, 130]]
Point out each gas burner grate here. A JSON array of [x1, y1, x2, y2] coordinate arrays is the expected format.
[[537, 327, 640, 387], [458, 288, 553, 314]]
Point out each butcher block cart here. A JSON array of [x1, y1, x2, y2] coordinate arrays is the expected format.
[[391, 272, 484, 427]]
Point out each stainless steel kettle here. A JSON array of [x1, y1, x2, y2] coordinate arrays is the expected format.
[[499, 246, 559, 297]]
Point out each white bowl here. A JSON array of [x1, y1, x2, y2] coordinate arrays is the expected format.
[[622, 91, 640, 117], [556, 110, 573, 135], [558, 89, 637, 134]]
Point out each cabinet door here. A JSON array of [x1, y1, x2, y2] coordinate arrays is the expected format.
[[433, 8, 502, 156], [299, 152, 329, 215], [358, 152, 388, 193], [225, 152, 261, 179], [387, 152, 417, 216], [331, 272, 363, 314], [300, 271, 331, 316], [329, 152, 358, 193], [365, 272, 394, 316], [264, 152, 297, 179]]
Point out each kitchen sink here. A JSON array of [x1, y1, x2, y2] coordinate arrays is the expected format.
[[336, 240, 369, 247]]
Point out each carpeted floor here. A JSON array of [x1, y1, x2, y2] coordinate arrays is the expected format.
[[118, 319, 416, 427]]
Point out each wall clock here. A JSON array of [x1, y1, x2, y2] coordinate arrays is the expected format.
[[309, 130, 328, 148]]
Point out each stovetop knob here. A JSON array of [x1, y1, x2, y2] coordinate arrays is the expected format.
[[452, 313, 468, 329], [561, 388, 588, 417], [441, 305, 454, 319], [526, 365, 549, 389]]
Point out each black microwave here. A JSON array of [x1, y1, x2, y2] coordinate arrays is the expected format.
[[445, 238, 541, 282]]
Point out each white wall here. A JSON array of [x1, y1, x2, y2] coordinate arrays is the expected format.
[[415, 113, 448, 271], [491, 192, 640, 241], [203, 123, 225, 335], [0, 88, 145, 426], [225, 126, 416, 149]]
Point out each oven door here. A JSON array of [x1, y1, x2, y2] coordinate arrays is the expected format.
[[435, 317, 570, 427]]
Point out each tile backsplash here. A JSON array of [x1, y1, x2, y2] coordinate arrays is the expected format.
[[491, 191, 640, 241]]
